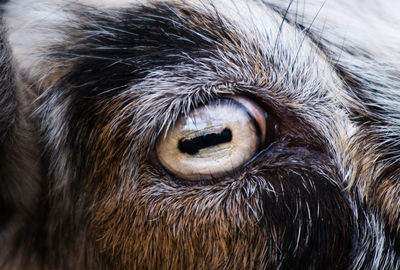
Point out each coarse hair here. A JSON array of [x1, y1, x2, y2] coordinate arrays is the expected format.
[[0, 0, 400, 269]]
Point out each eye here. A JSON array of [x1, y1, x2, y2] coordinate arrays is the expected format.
[[156, 96, 268, 181]]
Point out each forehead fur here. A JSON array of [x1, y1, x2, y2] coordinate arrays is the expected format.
[[3, 1, 351, 107]]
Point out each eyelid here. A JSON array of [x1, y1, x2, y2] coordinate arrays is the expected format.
[[229, 96, 267, 147]]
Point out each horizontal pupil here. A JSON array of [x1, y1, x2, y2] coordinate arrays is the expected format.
[[178, 128, 232, 155]]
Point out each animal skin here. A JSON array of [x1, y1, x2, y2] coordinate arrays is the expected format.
[[0, 0, 400, 269]]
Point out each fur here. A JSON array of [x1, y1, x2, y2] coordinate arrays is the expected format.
[[0, 15, 40, 270], [0, 0, 399, 269]]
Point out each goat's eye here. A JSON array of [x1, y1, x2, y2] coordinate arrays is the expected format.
[[156, 96, 268, 180]]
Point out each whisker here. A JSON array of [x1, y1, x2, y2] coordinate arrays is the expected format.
[[273, 0, 296, 55], [291, 0, 328, 69], [334, 32, 348, 67]]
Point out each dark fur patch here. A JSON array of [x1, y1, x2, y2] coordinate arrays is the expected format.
[[0, 18, 40, 269]]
